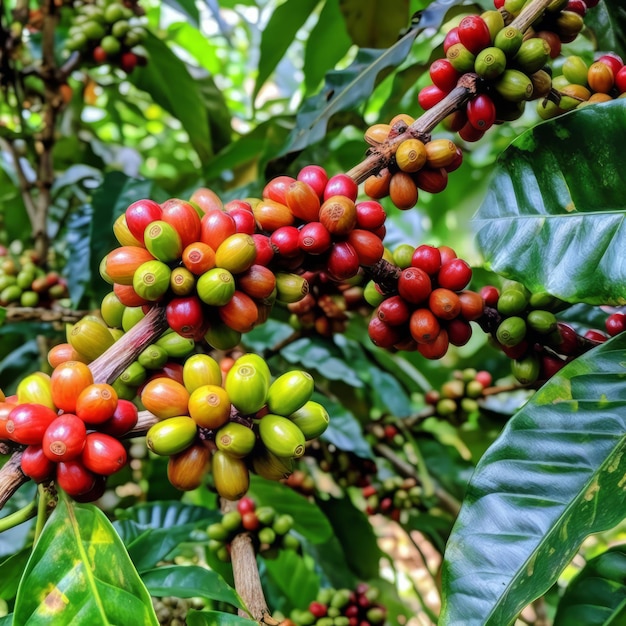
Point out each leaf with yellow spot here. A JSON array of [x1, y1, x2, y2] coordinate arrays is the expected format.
[[441, 333, 626, 625], [14, 493, 158, 625]]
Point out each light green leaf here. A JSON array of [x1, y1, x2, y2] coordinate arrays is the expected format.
[[186, 609, 252, 626], [441, 333, 626, 625], [141, 565, 245, 610], [253, 0, 319, 101], [14, 496, 158, 625], [474, 101, 626, 305]]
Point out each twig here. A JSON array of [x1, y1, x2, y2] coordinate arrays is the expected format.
[[5, 306, 91, 324], [0, 452, 28, 511], [220, 498, 279, 624]]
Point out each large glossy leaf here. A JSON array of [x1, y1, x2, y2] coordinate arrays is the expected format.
[[248, 475, 333, 543], [114, 501, 217, 573], [253, 0, 319, 101], [0, 549, 30, 601], [339, 0, 410, 48], [64, 203, 94, 307], [553, 545, 626, 625], [440, 333, 626, 626], [474, 101, 626, 305], [14, 496, 158, 625], [585, 1, 626, 59], [129, 33, 213, 162], [141, 565, 245, 610]]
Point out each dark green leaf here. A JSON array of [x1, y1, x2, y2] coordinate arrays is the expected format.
[[585, 1, 626, 59], [114, 501, 218, 572], [441, 333, 626, 626], [554, 545, 626, 626], [318, 497, 382, 580], [242, 319, 298, 355], [304, 0, 353, 94], [253, 0, 319, 101], [339, 0, 410, 48], [14, 497, 158, 625], [141, 565, 245, 610], [302, 534, 357, 589], [318, 393, 375, 459], [0, 615, 12, 625], [474, 101, 626, 305], [186, 610, 252, 626], [280, 337, 364, 387], [129, 33, 213, 162], [248, 475, 333, 543], [64, 203, 93, 306], [0, 549, 31, 601], [262, 550, 320, 612]]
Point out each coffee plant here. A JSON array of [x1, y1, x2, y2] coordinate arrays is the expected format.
[[0, 0, 625, 624]]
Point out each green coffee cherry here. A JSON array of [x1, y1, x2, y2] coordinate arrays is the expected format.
[[527, 309, 558, 334], [215, 422, 257, 458], [207, 523, 229, 541], [144, 220, 183, 263], [251, 449, 294, 481], [221, 510, 243, 532], [258, 527, 276, 545], [225, 359, 270, 416], [133, 260, 171, 301], [496, 316, 527, 347], [258, 414, 306, 459], [497, 288, 529, 315], [155, 331, 195, 358], [266, 370, 315, 416], [511, 352, 540, 384], [272, 514, 294, 535], [146, 416, 197, 456], [137, 344, 169, 369], [288, 400, 330, 440]]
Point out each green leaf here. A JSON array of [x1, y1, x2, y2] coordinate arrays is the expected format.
[[14, 497, 158, 625], [440, 333, 626, 626], [304, 0, 353, 94], [262, 550, 320, 612], [253, 0, 319, 102], [474, 101, 626, 305], [248, 475, 333, 543], [318, 497, 382, 580], [585, 2, 626, 60], [280, 337, 364, 387], [0, 615, 12, 625], [129, 33, 213, 162], [162, 0, 200, 26], [0, 549, 31, 601], [186, 609, 252, 626], [114, 501, 218, 573], [554, 545, 626, 626], [339, 0, 410, 48], [65, 203, 94, 306], [141, 565, 245, 610], [318, 393, 375, 460]]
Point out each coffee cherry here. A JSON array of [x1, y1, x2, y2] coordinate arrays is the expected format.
[[606, 312, 626, 336], [429, 58, 461, 92], [466, 94, 497, 131], [323, 174, 358, 202], [43, 414, 87, 462], [398, 267, 432, 304], [429, 288, 461, 320], [368, 317, 404, 348], [6, 403, 58, 445], [377, 296, 411, 326], [82, 432, 127, 475], [457, 15, 491, 54], [50, 361, 94, 413], [297, 165, 328, 198], [56, 460, 97, 497], [21, 445, 55, 482], [409, 308, 440, 344], [417, 328, 449, 359], [418, 85, 447, 110], [76, 383, 118, 424]]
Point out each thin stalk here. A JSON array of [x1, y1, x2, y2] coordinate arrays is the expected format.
[[33, 483, 50, 543], [0, 499, 36, 533]]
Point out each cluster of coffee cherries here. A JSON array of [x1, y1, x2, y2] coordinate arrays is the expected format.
[[361, 476, 423, 523], [363, 115, 463, 211], [0, 362, 136, 500], [307, 441, 378, 490], [288, 584, 387, 626], [253, 168, 387, 281], [103, 195, 309, 350], [141, 352, 329, 500], [287, 271, 370, 337], [206, 497, 299, 562], [482, 281, 576, 384], [0, 244, 69, 308], [366, 244, 483, 359], [539, 52, 626, 119], [425, 368, 493, 425], [64, 0, 148, 73]]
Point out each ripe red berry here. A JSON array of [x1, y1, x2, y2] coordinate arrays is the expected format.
[[6, 403, 58, 445], [438, 245, 457, 265], [411, 244, 441, 275], [475, 370, 493, 387], [93, 46, 108, 64], [398, 267, 432, 304], [100, 398, 138, 437], [251, 234, 274, 266], [437, 258, 472, 291], [377, 295, 411, 326], [56, 460, 97, 497], [409, 308, 441, 344], [457, 15, 491, 54], [615, 66, 626, 93], [429, 288, 462, 320], [237, 496, 256, 515], [447, 318, 472, 346], [166, 296, 208, 341], [585, 329, 609, 343], [125, 199, 163, 244], [298, 222, 332, 255], [443, 27, 461, 54], [355, 200, 386, 231], [606, 312, 626, 336], [479, 285, 499, 307], [368, 316, 404, 348], [241, 511, 260, 531], [418, 85, 447, 110], [21, 445, 55, 483], [297, 165, 328, 199], [326, 241, 360, 281], [120, 52, 138, 74], [81, 433, 127, 475], [43, 414, 87, 462], [597, 53, 623, 76], [458, 121, 485, 143], [467, 94, 497, 132], [309, 602, 327, 619], [323, 174, 358, 202], [429, 59, 461, 92]]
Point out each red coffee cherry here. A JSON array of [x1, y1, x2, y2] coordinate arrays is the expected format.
[[100, 399, 138, 437], [418, 85, 448, 110], [377, 296, 411, 326], [438, 258, 472, 291], [355, 201, 386, 231], [76, 383, 118, 424], [6, 403, 58, 445], [242, 511, 260, 531], [606, 312, 626, 336], [457, 15, 491, 54], [21, 445, 55, 483], [429, 59, 462, 92], [467, 94, 497, 132], [297, 165, 328, 199], [237, 496, 256, 515], [417, 328, 450, 359], [43, 414, 87, 462], [271, 226, 301, 258], [398, 267, 432, 304], [56, 460, 97, 497], [447, 318, 472, 346], [429, 288, 462, 320], [411, 244, 442, 275], [368, 316, 404, 348], [409, 308, 441, 344], [166, 296, 208, 341], [323, 174, 358, 202], [443, 27, 461, 54], [81, 433, 127, 475], [479, 285, 499, 307]]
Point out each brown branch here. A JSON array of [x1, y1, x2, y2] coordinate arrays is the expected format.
[[0, 452, 28, 511], [89, 306, 169, 384], [5, 306, 91, 324], [220, 498, 278, 624]]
